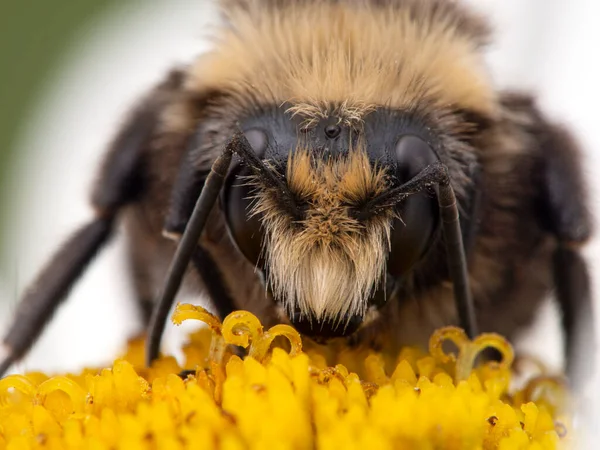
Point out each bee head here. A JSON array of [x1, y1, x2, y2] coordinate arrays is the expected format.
[[222, 107, 442, 339], [182, 0, 497, 340]]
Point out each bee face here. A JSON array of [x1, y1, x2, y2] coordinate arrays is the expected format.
[[192, 0, 493, 340], [160, 0, 491, 342], [222, 106, 442, 338]]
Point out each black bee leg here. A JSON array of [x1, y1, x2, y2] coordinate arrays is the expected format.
[[0, 80, 170, 377], [552, 245, 594, 383], [146, 147, 233, 367], [534, 121, 594, 382], [0, 69, 189, 377], [0, 217, 114, 376]]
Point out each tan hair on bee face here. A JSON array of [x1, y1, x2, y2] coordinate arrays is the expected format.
[[250, 147, 394, 325], [187, 0, 498, 125]]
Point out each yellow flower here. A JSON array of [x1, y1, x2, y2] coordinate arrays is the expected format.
[[0, 304, 571, 449]]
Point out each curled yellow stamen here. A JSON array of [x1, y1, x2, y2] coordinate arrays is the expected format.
[[172, 303, 222, 334], [461, 333, 514, 380], [37, 377, 87, 413], [172, 306, 302, 364], [0, 304, 570, 449], [250, 324, 303, 361], [430, 327, 514, 382], [0, 375, 37, 403], [221, 311, 264, 348], [429, 327, 469, 364], [522, 375, 568, 413], [172, 303, 228, 363], [512, 354, 548, 378]]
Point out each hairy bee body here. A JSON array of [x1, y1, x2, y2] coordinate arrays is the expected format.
[[1, 0, 593, 378], [121, 79, 579, 350]]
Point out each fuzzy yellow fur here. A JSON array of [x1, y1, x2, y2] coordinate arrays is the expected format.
[[187, 0, 497, 124], [251, 149, 393, 325]]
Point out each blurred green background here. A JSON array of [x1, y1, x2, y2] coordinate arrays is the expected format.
[[0, 0, 118, 255]]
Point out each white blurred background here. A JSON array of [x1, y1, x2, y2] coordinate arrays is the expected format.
[[0, 0, 599, 446]]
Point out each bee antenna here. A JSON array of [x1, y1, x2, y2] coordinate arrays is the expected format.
[[146, 130, 302, 367], [230, 130, 302, 220], [146, 145, 233, 367], [359, 161, 478, 339], [356, 162, 444, 220]]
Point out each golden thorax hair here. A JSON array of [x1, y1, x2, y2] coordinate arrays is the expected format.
[[186, 0, 498, 124]]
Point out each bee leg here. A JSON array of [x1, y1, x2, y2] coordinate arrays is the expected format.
[[0, 217, 115, 376], [0, 88, 166, 377], [552, 246, 593, 383], [534, 121, 594, 383], [146, 147, 233, 367]]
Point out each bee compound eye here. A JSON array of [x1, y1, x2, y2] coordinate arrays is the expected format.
[[244, 128, 268, 157], [387, 134, 439, 277], [395, 135, 437, 181], [222, 165, 265, 268]]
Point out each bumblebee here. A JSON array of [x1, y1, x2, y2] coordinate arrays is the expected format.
[[0, 0, 594, 382]]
